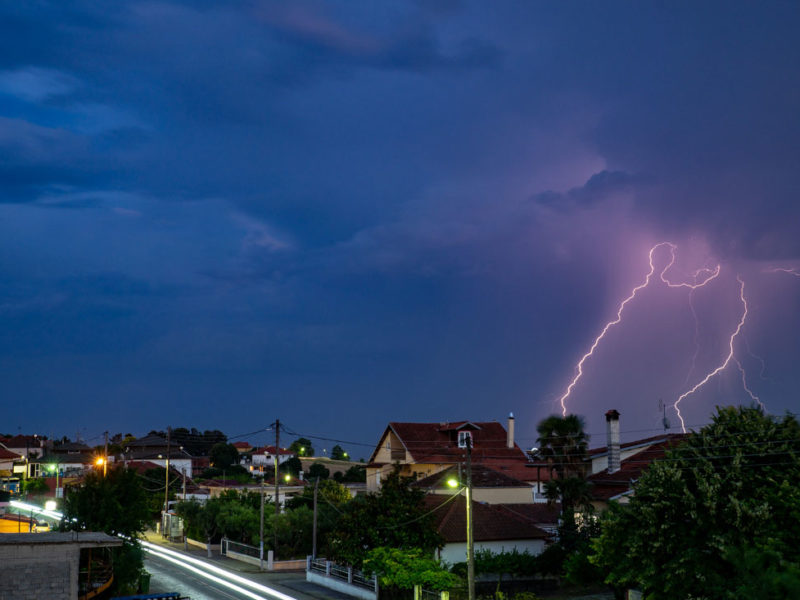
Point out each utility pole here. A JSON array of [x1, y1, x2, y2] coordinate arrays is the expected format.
[[103, 431, 108, 477], [274, 419, 280, 559], [312, 477, 319, 559], [182, 468, 187, 501], [164, 426, 171, 513], [259, 477, 265, 570], [466, 435, 475, 600]]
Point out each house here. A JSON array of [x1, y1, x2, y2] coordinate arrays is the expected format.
[[124, 433, 195, 478], [586, 410, 687, 511], [247, 445, 294, 471], [0, 447, 23, 476], [0, 435, 45, 461], [0, 532, 122, 600], [423, 495, 551, 565], [412, 463, 535, 504], [366, 415, 530, 491]]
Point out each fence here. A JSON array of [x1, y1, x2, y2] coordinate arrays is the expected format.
[[222, 538, 260, 558], [307, 558, 378, 600]]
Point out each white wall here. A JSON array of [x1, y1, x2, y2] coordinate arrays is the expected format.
[[438, 539, 546, 566]]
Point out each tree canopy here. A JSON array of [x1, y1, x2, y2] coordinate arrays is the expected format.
[[331, 444, 349, 460], [289, 437, 314, 456], [330, 469, 443, 567], [591, 406, 800, 599], [209, 442, 240, 468]]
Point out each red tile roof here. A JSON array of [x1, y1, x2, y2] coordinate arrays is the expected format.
[[588, 435, 686, 500], [0, 448, 22, 460], [423, 495, 551, 543], [252, 445, 293, 456], [413, 464, 530, 490], [371, 421, 529, 465], [233, 441, 252, 449]]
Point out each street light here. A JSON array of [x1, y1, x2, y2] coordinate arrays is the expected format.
[[48, 464, 60, 499]]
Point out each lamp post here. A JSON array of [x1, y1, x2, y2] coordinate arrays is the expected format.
[[48, 464, 60, 499], [465, 437, 475, 600]]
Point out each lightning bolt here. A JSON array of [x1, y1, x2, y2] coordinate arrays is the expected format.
[[733, 357, 765, 410], [673, 276, 754, 432], [766, 267, 800, 277], [557, 242, 720, 416]]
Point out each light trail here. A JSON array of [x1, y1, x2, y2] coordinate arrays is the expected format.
[[557, 242, 720, 416], [673, 276, 749, 432], [145, 547, 268, 600], [140, 540, 298, 600]]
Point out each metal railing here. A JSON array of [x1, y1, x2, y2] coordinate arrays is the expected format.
[[221, 537, 261, 558], [309, 558, 378, 592]]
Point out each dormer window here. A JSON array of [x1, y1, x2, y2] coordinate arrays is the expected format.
[[458, 431, 473, 449]]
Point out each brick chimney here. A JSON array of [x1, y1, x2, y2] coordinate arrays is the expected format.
[[605, 409, 621, 473], [507, 413, 515, 449]]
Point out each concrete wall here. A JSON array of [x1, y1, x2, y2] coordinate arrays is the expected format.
[[438, 539, 546, 567], [0, 541, 77, 599]]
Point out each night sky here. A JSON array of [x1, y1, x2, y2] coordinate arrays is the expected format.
[[2, 2, 799, 455]]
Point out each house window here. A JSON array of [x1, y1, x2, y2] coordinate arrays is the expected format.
[[458, 431, 473, 449]]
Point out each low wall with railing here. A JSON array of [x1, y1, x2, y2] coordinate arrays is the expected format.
[[220, 538, 307, 571], [306, 558, 378, 600]]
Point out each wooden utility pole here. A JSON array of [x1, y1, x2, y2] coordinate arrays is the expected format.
[[164, 426, 171, 513], [103, 431, 108, 477], [260, 477, 265, 570], [466, 436, 475, 600], [312, 477, 319, 559], [274, 419, 280, 559]]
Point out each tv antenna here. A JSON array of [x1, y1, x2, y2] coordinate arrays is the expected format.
[[658, 398, 670, 432]]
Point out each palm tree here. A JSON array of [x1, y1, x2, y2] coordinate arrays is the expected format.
[[536, 414, 591, 544]]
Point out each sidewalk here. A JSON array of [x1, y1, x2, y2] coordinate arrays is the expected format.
[[142, 530, 353, 600]]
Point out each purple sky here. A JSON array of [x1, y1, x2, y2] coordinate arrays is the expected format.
[[1, 2, 799, 455]]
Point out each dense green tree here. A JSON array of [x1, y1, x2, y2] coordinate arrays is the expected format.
[[307, 462, 330, 480], [209, 442, 240, 468], [286, 479, 351, 510], [334, 464, 367, 483], [591, 406, 800, 599], [364, 547, 461, 591], [281, 456, 303, 477], [61, 467, 152, 594], [331, 444, 349, 460], [289, 437, 314, 456], [536, 414, 592, 546], [22, 477, 49, 498], [329, 469, 443, 567]]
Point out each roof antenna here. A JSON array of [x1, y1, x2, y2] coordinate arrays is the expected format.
[[658, 398, 670, 432]]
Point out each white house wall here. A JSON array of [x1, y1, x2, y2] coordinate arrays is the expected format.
[[438, 539, 546, 567]]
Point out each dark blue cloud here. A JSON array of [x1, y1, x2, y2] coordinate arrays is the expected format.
[[0, 1, 798, 446]]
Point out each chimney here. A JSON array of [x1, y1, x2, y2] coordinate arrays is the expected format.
[[605, 409, 621, 473], [507, 413, 515, 449]]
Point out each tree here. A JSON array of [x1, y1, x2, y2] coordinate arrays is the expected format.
[[334, 464, 367, 483], [61, 467, 152, 594], [591, 406, 800, 599], [331, 444, 349, 460], [210, 442, 240, 468], [289, 437, 314, 457], [308, 463, 330, 480], [22, 478, 49, 499], [329, 468, 443, 567], [536, 414, 592, 545], [281, 456, 303, 477], [364, 547, 461, 591]]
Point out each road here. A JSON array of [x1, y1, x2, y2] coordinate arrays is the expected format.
[[147, 552, 260, 600]]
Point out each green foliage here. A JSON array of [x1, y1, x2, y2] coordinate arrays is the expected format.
[[281, 456, 303, 477], [591, 406, 800, 600], [198, 464, 251, 483], [61, 467, 151, 594], [452, 549, 539, 579], [536, 414, 591, 543], [364, 547, 462, 591], [22, 477, 49, 497], [330, 468, 443, 567], [289, 437, 314, 456], [332, 444, 349, 460], [308, 463, 330, 480], [334, 464, 367, 483], [210, 442, 240, 469], [285, 479, 351, 510]]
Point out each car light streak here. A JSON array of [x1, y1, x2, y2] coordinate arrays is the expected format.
[[141, 540, 298, 600]]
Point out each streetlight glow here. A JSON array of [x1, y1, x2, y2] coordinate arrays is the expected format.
[[447, 478, 459, 488]]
